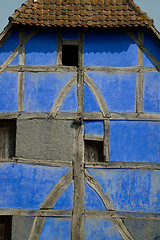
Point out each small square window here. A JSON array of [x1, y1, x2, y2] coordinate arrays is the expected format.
[[62, 45, 78, 66], [0, 216, 12, 240], [85, 140, 103, 162]]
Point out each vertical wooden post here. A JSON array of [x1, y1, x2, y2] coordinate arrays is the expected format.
[[136, 30, 144, 113], [56, 31, 62, 65], [72, 31, 85, 240], [17, 28, 25, 112], [103, 120, 110, 162]]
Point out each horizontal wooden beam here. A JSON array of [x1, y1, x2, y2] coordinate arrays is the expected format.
[[84, 66, 157, 73], [84, 134, 103, 141], [85, 210, 160, 220], [0, 157, 72, 167], [4, 65, 77, 72], [0, 112, 159, 121], [0, 209, 72, 217], [2, 65, 157, 73], [85, 161, 160, 170], [62, 39, 79, 46]]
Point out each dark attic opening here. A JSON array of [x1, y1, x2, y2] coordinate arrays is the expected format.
[[85, 140, 104, 162], [0, 216, 12, 240], [0, 120, 16, 159], [62, 44, 78, 66]]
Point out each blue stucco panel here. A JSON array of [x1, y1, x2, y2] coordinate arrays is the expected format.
[[84, 182, 106, 210], [0, 31, 19, 65], [87, 71, 136, 112], [0, 72, 18, 112], [24, 72, 75, 112], [25, 30, 57, 65], [87, 169, 160, 213], [85, 218, 123, 240], [143, 72, 160, 113], [84, 83, 101, 112], [53, 182, 74, 210], [84, 30, 138, 67], [39, 217, 72, 240], [59, 84, 77, 112], [0, 163, 70, 209], [84, 120, 104, 135], [144, 31, 160, 67], [109, 121, 160, 162]]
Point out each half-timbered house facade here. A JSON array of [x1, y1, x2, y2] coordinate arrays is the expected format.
[[0, 0, 160, 239]]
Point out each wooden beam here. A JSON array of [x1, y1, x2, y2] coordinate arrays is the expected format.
[[49, 74, 77, 118], [126, 31, 160, 72], [84, 134, 103, 141], [56, 31, 62, 65], [62, 39, 79, 46], [17, 28, 25, 112], [72, 124, 85, 240], [84, 73, 110, 117], [0, 29, 38, 73], [84, 66, 157, 73], [104, 120, 109, 162], [0, 209, 72, 217], [4, 65, 78, 72], [85, 161, 160, 170]]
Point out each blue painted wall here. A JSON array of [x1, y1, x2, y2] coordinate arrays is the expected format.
[[0, 72, 18, 112], [87, 72, 136, 112], [25, 30, 57, 65], [143, 72, 160, 113], [84, 120, 104, 135], [109, 121, 160, 162], [84, 30, 138, 67], [0, 163, 70, 209], [59, 84, 77, 112], [84, 83, 101, 112], [0, 30, 19, 65], [85, 218, 123, 240], [39, 217, 72, 240], [87, 168, 160, 213], [24, 72, 76, 112]]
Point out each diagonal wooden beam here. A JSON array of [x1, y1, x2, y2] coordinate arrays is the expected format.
[[126, 31, 160, 72], [28, 168, 73, 240], [85, 170, 133, 240], [49, 74, 77, 118], [84, 73, 110, 117], [0, 29, 38, 73]]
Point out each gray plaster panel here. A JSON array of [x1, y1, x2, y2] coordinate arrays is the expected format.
[[12, 216, 34, 240], [16, 119, 74, 160]]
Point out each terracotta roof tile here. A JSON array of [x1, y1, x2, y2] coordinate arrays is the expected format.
[[9, 0, 154, 28]]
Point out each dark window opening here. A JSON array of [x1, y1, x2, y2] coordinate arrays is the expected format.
[[85, 140, 104, 162], [62, 45, 78, 66], [0, 216, 12, 240], [0, 120, 16, 159]]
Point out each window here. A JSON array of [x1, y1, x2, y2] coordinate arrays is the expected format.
[[0, 120, 16, 159], [0, 216, 12, 240], [62, 44, 78, 66], [85, 140, 104, 162]]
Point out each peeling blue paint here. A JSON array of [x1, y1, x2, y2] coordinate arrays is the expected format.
[[0, 163, 70, 209], [84, 121, 104, 135], [25, 30, 57, 65], [84, 30, 137, 67], [143, 72, 160, 113], [84, 83, 101, 112], [85, 218, 123, 240], [59, 84, 77, 112], [24, 72, 75, 112], [87, 168, 160, 212], [87, 71, 136, 112], [53, 182, 74, 210], [0, 31, 19, 65], [0, 72, 18, 112], [84, 182, 106, 210], [39, 217, 72, 240], [109, 121, 160, 162]]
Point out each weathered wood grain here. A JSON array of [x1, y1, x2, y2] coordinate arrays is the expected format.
[[104, 120, 109, 162], [56, 31, 62, 65], [84, 134, 103, 141], [49, 74, 77, 118], [72, 124, 85, 240], [84, 66, 157, 73], [84, 73, 110, 117], [3, 65, 77, 72]]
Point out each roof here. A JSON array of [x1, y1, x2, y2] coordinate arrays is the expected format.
[[8, 0, 154, 28]]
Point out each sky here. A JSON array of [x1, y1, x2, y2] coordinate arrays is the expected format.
[[0, 0, 159, 33]]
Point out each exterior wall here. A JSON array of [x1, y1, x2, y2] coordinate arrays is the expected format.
[[0, 26, 159, 239]]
